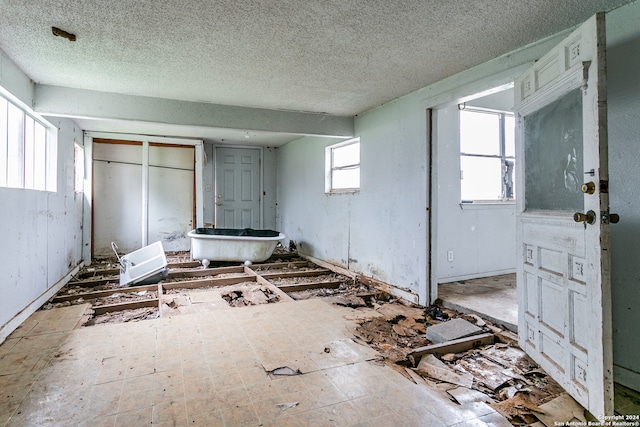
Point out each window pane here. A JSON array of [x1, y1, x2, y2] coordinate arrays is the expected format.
[[460, 110, 500, 155], [24, 116, 35, 189], [461, 156, 502, 200], [0, 98, 7, 187], [34, 122, 47, 190], [332, 168, 360, 190], [505, 115, 515, 157], [74, 142, 85, 192], [524, 88, 582, 211], [7, 103, 24, 188], [45, 129, 57, 192], [333, 143, 359, 168]]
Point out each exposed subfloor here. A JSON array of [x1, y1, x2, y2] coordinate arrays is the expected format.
[[438, 274, 518, 333], [0, 299, 513, 427]]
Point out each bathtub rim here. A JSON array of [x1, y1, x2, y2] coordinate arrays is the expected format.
[[187, 229, 286, 242]]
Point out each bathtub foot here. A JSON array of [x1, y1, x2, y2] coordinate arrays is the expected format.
[[202, 259, 210, 269], [244, 260, 252, 266]]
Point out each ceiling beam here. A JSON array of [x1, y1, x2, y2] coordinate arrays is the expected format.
[[34, 84, 354, 138]]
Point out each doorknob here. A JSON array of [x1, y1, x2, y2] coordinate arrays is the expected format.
[[216, 202, 222, 206], [574, 210, 597, 224], [581, 182, 596, 194]]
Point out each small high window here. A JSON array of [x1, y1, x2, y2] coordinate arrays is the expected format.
[[459, 108, 515, 202], [325, 138, 360, 193], [0, 94, 57, 191]]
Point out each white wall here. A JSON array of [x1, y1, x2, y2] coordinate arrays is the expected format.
[[278, 26, 562, 305], [0, 118, 84, 340], [0, 51, 84, 341], [607, 1, 640, 390], [435, 96, 516, 283]]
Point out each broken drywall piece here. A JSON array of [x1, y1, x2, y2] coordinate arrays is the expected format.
[[490, 393, 544, 424], [470, 314, 486, 327], [455, 356, 515, 391], [417, 354, 448, 370], [534, 393, 586, 427], [415, 360, 474, 388], [426, 318, 483, 343], [447, 386, 495, 405]]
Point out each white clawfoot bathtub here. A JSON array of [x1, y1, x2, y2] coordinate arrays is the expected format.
[[188, 228, 285, 264]]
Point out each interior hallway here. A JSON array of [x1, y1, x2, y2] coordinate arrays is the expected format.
[[0, 299, 511, 427]]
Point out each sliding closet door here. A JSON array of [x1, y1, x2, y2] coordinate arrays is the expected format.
[[148, 144, 195, 251], [93, 141, 143, 255]]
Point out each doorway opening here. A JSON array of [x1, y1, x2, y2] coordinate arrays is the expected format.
[[432, 85, 517, 332]]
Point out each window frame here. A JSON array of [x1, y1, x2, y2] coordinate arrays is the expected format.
[[459, 106, 515, 203], [325, 137, 360, 194], [0, 92, 57, 192]]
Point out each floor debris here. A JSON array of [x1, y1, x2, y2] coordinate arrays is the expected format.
[[426, 317, 483, 343], [277, 402, 299, 411]]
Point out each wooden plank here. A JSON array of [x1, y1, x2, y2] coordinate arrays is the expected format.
[[249, 261, 311, 271], [162, 275, 255, 290], [76, 267, 119, 279], [260, 269, 331, 280], [51, 284, 159, 303], [168, 265, 245, 279], [266, 252, 300, 261], [68, 276, 119, 287], [408, 333, 495, 362], [244, 267, 294, 302], [301, 254, 356, 279], [93, 298, 159, 315], [357, 274, 419, 305], [277, 281, 343, 293], [167, 261, 201, 268]]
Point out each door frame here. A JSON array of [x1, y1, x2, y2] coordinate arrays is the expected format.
[[213, 144, 264, 229], [83, 132, 204, 262]]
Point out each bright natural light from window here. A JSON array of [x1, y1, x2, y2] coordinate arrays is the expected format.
[[74, 141, 84, 193], [0, 94, 56, 192], [325, 138, 360, 192], [460, 109, 515, 202]]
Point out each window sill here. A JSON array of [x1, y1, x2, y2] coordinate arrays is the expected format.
[[326, 189, 360, 195], [459, 201, 515, 210]]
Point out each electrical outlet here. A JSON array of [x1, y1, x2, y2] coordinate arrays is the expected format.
[[447, 250, 454, 262]]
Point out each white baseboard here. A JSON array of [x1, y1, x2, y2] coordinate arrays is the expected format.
[[614, 364, 640, 392], [0, 262, 84, 344]]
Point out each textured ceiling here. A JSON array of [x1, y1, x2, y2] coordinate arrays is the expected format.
[[0, 1, 634, 125]]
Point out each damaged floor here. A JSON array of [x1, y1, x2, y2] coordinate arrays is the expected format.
[[2, 256, 638, 426], [1, 299, 516, 427]]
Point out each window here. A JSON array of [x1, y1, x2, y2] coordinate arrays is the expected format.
[[74, 141, 84, 192], [0, 94, 57, 191], [459, 108, 515, 202], [325, 138, 360, 193]]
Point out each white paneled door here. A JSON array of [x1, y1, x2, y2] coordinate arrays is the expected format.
[[514, 13, 613, 417], [214, 147, 261, 229]]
